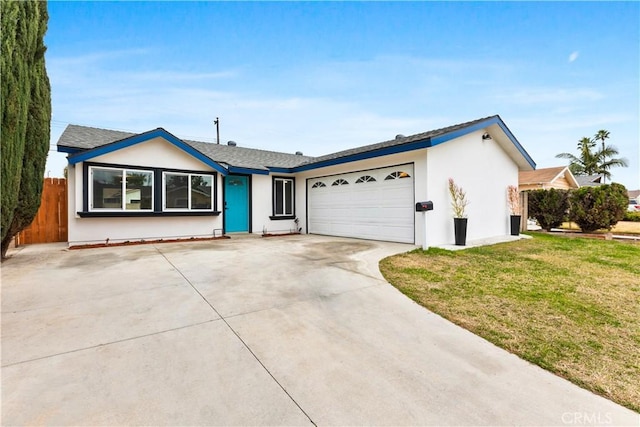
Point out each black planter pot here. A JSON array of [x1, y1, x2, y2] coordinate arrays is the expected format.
[[454, 218, 468, 246], [510, 215, 521, 236]]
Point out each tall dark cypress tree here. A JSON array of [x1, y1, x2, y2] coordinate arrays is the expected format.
[[1, 0, 51, 258]]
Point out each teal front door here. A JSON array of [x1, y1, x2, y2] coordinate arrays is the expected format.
[[224, 175, 249, 232]]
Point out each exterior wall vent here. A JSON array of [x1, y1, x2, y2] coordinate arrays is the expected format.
[[227, 141, 237, 146]]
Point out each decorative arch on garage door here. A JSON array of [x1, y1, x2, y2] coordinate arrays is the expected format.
[[306, 164, 415, 243]]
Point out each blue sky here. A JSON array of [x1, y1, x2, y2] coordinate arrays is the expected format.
[[45, 1, 639, 189]]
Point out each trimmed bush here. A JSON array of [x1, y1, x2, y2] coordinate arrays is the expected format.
[[569, 183, 628, 233], [623, 211, 640, 222], [528, 189, 570, 231]]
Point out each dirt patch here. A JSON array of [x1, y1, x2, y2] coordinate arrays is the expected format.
[[69, 236, 230, 250], [262, 232, 301, 238]]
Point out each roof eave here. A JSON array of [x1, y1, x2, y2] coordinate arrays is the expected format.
[[291, 138, 432, 172], [58, 145, 82, 154], [66, 128, 229, 175]]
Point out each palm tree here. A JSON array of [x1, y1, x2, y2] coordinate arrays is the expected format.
[[556, 131, 628, 182], [592, 130, 628, 183], [556, 137, 599, 176]]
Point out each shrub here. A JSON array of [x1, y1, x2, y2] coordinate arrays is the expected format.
[[569, 183, 628, 233], [623, 211, 640, 222], [528, 189, 570, 231]]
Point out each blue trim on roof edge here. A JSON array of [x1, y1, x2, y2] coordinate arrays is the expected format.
[[267, 167, 296, 174], [58, 146, 81, 155], [495, 120, 536, 169], [292, 138, 432, 172], [228, 166, 270, 175], [67, 129, 229, 175], [431, 116, 535, 169], [430, 119, 494, 146]]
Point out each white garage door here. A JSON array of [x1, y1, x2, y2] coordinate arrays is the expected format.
[[307, 164, 415, 243]]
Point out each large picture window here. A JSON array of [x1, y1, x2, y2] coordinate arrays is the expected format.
[[90, 167, 153, 211], [273, 177, 294, 217], [164, 172, 213, 211]]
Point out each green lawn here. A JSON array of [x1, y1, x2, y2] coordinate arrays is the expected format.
[[380, 233, 640, 412]]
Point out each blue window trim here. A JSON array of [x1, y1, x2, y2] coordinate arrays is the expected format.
[[80, 161, 219, 217]]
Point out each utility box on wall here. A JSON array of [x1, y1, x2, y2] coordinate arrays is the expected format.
[[415, 201, 434, 212]]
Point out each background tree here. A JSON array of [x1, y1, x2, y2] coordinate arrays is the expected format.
[[1, 0, 51, 259], [556, 131, 628, 182], [556, 137, 599, 176], [527, 188, 571, 231], [569, 183, 628, 233], [592, 130, 628, 183]]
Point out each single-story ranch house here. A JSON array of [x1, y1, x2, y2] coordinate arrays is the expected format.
[[57, 115, 535, 248]]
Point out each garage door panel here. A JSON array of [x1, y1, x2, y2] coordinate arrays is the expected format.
[[307, 164, 414, 244]]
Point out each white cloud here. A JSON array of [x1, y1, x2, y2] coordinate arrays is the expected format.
[[568, 51, 579, 63]]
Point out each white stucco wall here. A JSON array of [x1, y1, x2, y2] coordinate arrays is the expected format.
[[249, 173, 301, 235], [425, 130, 519, 246], [67, 138, 224, 246]]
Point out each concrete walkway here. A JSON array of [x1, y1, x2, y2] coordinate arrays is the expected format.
[[2, 236, 637, 426]]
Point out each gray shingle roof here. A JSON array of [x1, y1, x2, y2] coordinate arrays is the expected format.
[[57, 115, 501, 171], [58, 125, 136, 149], [58, 125, 313, 170], [575, 175, 604, 187], [299, 115, 497, 165], [182, 139, 313, 170]]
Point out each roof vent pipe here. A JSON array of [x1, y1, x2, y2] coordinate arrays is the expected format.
[[227, 141, 237, 146], [395, 134, 406, 140], [295, 151, 303, 156]]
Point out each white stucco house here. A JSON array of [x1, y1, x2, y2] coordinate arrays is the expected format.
[[57, 115, 536, 248]]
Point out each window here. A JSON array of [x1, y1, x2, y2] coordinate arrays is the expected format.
[[164, 172, 213, 211], [90, 166, 153, 211], [332, 178, 349, 186], [384, 171, 411, 180], [273, 177, 294, 217], [355, 175, 376, 183], [311, 182, 326, 188]]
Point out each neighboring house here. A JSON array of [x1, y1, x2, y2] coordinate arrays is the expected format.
[[518, 166, 580, 230], [575, 175, 604, 187], [57, 115, 535, 248], [628, 190, 640, 199], [518, 166, 580, 191]]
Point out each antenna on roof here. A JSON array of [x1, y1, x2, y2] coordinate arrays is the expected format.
[[214, 117, 220, 144]]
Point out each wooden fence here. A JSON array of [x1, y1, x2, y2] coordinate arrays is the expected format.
[[15, 178, 68, 245]]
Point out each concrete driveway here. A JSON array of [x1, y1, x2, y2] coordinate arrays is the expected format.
[[2, 235, 637, 426]]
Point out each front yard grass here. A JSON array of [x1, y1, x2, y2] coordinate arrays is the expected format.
[[380, 233, 640, 412]]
